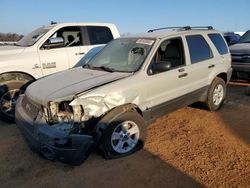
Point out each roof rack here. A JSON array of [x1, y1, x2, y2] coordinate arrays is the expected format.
[[148, 26, 213, 33]]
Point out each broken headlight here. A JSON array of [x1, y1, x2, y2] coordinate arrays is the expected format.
[[47, 101, 84, 124], [46, 96, 109, 128], [70, 96, 109, 120]]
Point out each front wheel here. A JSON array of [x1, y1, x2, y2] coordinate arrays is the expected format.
[[99, 111, 146, 159], [206, 77, 226, 111], [0, 81, 27, 123]]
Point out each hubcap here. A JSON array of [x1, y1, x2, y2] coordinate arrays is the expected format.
[[213, 84, 224, 106], [0, 89, 21, 117], [111, 121, 140, 154]]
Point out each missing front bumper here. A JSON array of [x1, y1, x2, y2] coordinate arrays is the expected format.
[[15, 96, 95, 165]]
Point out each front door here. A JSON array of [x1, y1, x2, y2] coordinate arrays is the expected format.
[[145, 37, 190, 112], [38, 26, 84, 76]]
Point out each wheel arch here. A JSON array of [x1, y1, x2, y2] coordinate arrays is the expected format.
[[0, 71, 36, 85], [216, 72, 227, 84], [100, 103, 143, 124], [94, 103, 144, 137]]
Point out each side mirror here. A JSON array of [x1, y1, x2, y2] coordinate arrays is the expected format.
[[151, 61, 171, 74], [42, 37, 64, 49]]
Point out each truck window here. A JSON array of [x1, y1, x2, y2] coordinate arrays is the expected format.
[[86, 26, 114, 45], [48, 26, 83, 47]]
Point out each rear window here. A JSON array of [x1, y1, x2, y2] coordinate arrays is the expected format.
[[186, 35, 213, 64], [208, 33, 228, 55], [87, 26, 114, 45]]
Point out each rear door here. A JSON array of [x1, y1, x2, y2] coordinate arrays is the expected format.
[[182, 34, 215, 91]]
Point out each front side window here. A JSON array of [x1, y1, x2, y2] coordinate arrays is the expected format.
[[208, 33, 228, 55], [46, 26, 83, 48], [149, 38, 185, 74], [86, 38, 155, 72], [186, 35, 213, 64], [87, 26, 113, 45]]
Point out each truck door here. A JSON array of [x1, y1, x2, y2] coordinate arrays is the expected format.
[[38, 26, 83, 76], [62, 26, 88, 68]]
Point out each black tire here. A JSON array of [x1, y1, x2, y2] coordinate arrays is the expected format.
[[0, 81, 27, 123], [206, 77, 226, 111], [99, 111, 146, 159]]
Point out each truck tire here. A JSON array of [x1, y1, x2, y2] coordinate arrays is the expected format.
[[0, 81, 28, 123], [206, 77, 226, 111], [99, 111, 146, 159]]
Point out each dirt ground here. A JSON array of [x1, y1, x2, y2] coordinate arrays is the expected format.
[[0, 84, 249, 188]]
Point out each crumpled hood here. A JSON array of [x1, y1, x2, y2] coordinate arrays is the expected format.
[[0, 45, 25, 56], [229, 43, 250, 54], [26, 67, 132, 106]]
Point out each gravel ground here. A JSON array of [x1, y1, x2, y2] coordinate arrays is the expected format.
[[0, 84, 249, 188]]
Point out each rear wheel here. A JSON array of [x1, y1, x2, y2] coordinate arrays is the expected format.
[[99, 111, 146, 159], [206, 77, 226, 111], [0, 81, 27, 123]]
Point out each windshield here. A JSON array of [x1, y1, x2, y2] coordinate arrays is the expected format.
[[86, 38, 155, 72], [16, 26, 52, 47], [238, 30, 250, 43]]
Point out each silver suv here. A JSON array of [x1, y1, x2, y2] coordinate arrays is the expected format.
[[16, 26, 232, 165]]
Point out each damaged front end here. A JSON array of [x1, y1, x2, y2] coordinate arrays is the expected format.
[[15, 95, 109, 165]]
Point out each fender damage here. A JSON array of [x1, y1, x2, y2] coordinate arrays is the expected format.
[[15, 68, 136, 165]]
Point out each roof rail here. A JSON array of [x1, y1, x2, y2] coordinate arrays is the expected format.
[[148, 26, 213, 32]]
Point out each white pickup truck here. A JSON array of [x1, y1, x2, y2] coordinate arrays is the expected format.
[[0, 22, 120, 122]]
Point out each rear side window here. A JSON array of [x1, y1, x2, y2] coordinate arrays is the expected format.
[[87, 26, 114, 45], [186, 35, 213, 64], [208, 33, 228, 55]]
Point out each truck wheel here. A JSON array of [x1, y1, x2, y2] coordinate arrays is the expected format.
[[206, 77, 226, 111], [0, 81, 27, 123], [99, 111, 146, 159]]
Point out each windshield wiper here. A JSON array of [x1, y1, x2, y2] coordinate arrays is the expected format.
[[92, 66, 116, 72], [83, 64, 133, 73]]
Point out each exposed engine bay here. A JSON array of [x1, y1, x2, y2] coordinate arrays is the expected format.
[[43, 101, 95, 134]]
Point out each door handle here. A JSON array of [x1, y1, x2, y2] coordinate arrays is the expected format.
[[208, 64, 215, 69], [75, 52, 85, 55], [178, 73, 188, 78], [32, 64, 41, 69]]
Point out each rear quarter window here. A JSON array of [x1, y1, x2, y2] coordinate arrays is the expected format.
[[186, 35, 213, 64], [87, 26, 114, 45], [208, 33, 229, 55]]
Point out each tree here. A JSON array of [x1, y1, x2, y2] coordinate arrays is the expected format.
[[0, 33, 23, 41]]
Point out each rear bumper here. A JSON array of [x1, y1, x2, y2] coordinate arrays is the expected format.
[[15, 96, 95, 165]]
